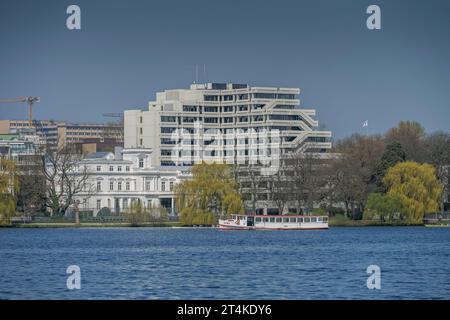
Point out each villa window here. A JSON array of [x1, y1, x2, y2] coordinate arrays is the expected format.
[[96, 166, 101, 172], [139, 159, 144, 168], [96, 200, 101, 210], [118, 166, 122, 172], [170, 181, 174, 191], [118, 182, 122, 191], [145, 181, 150, 191], [96, 181, 102, 192], [126, 182, 130, 191], [126, 166, 130, 172], [109, 166, 113, 172], [161, 181, 166, 191], [109, 181, 114, 191]]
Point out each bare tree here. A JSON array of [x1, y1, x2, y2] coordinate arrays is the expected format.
[[331, 134, 385, 219], [422, 132, 450, 213], [285, 153, 321, 214], [267, 167, 290, 214], [39, 143, 95, 216]]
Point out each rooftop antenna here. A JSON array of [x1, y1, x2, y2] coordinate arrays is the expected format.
[[194, 64, 198, 84], [203, 64, 206, 83]]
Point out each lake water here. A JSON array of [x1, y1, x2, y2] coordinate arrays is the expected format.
[[0, 227, 449, 299]]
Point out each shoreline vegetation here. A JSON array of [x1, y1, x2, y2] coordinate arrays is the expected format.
[[1, 215, 444, 228]]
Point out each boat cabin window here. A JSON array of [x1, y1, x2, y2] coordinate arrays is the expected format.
[[298, 218, 303, 223], [263, 218, 269, 222], [323, 217, 328, 222], [255, 217, 261, 222], [317, 217, 323, 222], [290, 218, 296, 223], [311, 217, 317, 222], [232, 215, 236, 219], [283, 218, 289, 223], [304, 217, 311, 223], [276, 218, 282, 222], [269, 217, 275, 222]]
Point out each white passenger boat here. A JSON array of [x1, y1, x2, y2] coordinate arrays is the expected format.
[[218, 214, 329, 230]]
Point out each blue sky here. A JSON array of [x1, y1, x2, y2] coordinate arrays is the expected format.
[[0, 0, 449, 138]]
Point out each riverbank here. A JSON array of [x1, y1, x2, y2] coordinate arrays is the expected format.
[[328, 215, 423, 227], [0, 221, 182, 228], [0, 214, 433, 228]]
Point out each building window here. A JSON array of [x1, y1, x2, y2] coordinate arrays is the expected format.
[[145, 180, 150, 191], [170, 181, 174, 191], [126, 166, 130, 172], [161, 181, 166, 191], [96, 166, 101, 172], [118, 182, 122, 191], [139, 159, 144, 168], [140, 139, 143, 146], [204, 117, 218, 123], [160, 116, 176, 122], [139, 116, 143, 124], [96, 199, 101, 210], [118, 166, 122, 172], [140, 127, 143, 134], [183, 105, 197, 112], [204, 106, 218, 113], [96, 181, 102, 192], [109, 181, 114, 191], [109, 166, 114, 172], [126, 182, 130, 191]]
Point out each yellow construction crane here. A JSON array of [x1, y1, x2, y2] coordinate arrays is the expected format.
[[0, 96, 40, 126]]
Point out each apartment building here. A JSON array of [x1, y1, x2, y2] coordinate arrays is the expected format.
[[0, 119, 123, 150], [124, 83, 332, 166]]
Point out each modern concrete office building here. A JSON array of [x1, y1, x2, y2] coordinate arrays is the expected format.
[[124, 83, 332, 166]]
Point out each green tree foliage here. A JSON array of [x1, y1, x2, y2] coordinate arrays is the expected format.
[[374, 141, 406, 190], [383, 162, 442, 224], [363, 193, 404, 222], [0, 159, 20, 224], [175, 162, 243, 226]]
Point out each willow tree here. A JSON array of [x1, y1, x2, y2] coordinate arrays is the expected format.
[[175, 162, 244, 225], [0, 159, 20, 224], [383, 162, 442, 224]]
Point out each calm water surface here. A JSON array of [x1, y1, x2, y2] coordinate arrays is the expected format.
[[0, 227, 449, 299]]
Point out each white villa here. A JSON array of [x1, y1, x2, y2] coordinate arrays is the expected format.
[[74, 147, 191, 216]]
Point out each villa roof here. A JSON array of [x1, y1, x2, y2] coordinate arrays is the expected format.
[[84, 152, 113, 160]]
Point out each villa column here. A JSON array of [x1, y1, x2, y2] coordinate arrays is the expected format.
[[171, 198, 175, 215], [119, 198, 123, 212]]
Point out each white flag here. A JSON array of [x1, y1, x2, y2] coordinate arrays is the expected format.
[[362, 120, 369, 127]]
